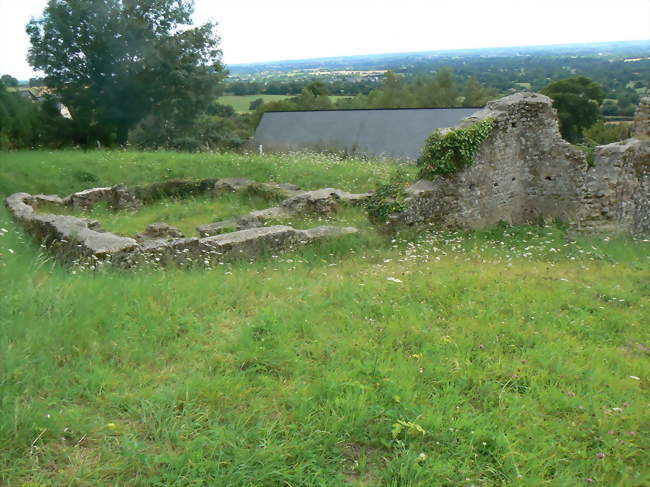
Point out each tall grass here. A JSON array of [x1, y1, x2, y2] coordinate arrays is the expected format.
[[0, 151, 648, 486], [0, 150, 406, 197]]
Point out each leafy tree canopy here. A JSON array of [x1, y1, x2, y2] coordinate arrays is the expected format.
[[27, 0, 225, 146], [541, 76, 605, 143], [1, 75, 19, 87]]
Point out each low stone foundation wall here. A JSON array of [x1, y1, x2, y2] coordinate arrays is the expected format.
[[4, 179, 366, 268]]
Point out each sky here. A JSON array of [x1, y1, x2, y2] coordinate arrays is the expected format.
[[1, 0, 649, 80]]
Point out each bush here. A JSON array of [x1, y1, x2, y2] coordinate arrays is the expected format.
[[584, 120, 631, 145], [417, 118, 495, 179], [366, 167, 410, 223]]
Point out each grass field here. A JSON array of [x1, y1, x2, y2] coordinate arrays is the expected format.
[[1, 150, 648, 486], [219, 95, 353, 113]]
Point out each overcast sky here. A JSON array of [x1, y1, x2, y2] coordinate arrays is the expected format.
[[1, 0, 649, 80]]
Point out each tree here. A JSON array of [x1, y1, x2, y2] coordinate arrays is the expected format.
[[29, 77, 44, 88], [0, 80, 41, 149], [541, 76, 605, 143], [368, 71, 413, 108], [462, 77, 497, 107], [27, 0, 225, 146], [431, 67, 459, 107], [249, 98, 264, 111], [1, 75, 19, 87]]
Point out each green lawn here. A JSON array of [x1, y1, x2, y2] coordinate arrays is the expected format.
[[0, 150, 648, 486]]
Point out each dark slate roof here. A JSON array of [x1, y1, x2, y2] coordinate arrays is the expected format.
[[254, 107, 481, 160]]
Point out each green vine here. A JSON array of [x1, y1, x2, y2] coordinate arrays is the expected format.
[[366, 168, 410, 223], [417, 118, 495, 179]]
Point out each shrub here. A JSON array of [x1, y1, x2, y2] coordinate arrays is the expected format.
[[366, 167, 410, 223], [417, 118, 495, 179], [584, 120, 631, 145]]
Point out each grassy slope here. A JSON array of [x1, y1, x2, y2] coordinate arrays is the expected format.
[[0, 151, 648, 486]]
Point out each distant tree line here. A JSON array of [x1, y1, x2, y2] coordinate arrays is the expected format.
[[233, 53, 650, 118], [0, 76, 252, 151], [251, 69, 498, 126], [226, 78, 379, 97], [2, 0, 644, 153]]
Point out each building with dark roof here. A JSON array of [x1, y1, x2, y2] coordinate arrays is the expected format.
[[254, 107, 480, 160]]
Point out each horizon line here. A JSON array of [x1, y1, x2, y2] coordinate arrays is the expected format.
[[225, 39, 650, 68]]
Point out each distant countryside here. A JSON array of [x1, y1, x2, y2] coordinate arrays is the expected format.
[[3, 40, 649, 151]]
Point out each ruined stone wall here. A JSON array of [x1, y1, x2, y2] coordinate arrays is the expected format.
[[400, 93, 587, 229], [633, 96, 650, 139], [399, 93, 650, 235], [578, 136, 650, 234], [4, 179, 365, 268]]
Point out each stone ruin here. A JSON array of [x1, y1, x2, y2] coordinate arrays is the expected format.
[[392, 93, 649, 235], [4, 178, 370, 268], [5, 93, 649, 269]]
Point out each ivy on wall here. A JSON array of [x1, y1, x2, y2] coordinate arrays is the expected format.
[[366, 167, 410, 223], [417, 118, 495, 179]]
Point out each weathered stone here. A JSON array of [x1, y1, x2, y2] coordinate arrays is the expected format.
[[196, 188, 366, 237], [393, 92, 649, 235], [62, 184, 142, 211], [406, 180, 436, 197], [197, 207, 292, 237], [236, 207, 289, 228], [276, 183, 302, 192], [135, 224, 360, 266], [31, 194, 65, 208], [6, 192, 136, 259], [63, 186, 114, 210], [7, 189, 360, 267], [136, 222, 185, 240], [198, 225, 304, 258], [133, 178, 218, 202], [578, 138, 650, 233], [281, 188, 371, 215], [210, 178, 255, 196], [136, 237, 201, 266], [139, 226, 301, 266], [112, 184, 143, 210], [633, 96, 650, 139], [5, 193, 36, 221], [267, 182, 305, 198], [196, 219, 240, 237], [299, 225, 358, 239]]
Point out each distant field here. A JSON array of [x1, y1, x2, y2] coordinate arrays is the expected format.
[[220, 94, 353, 113], [219, 94, 291, 113]]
